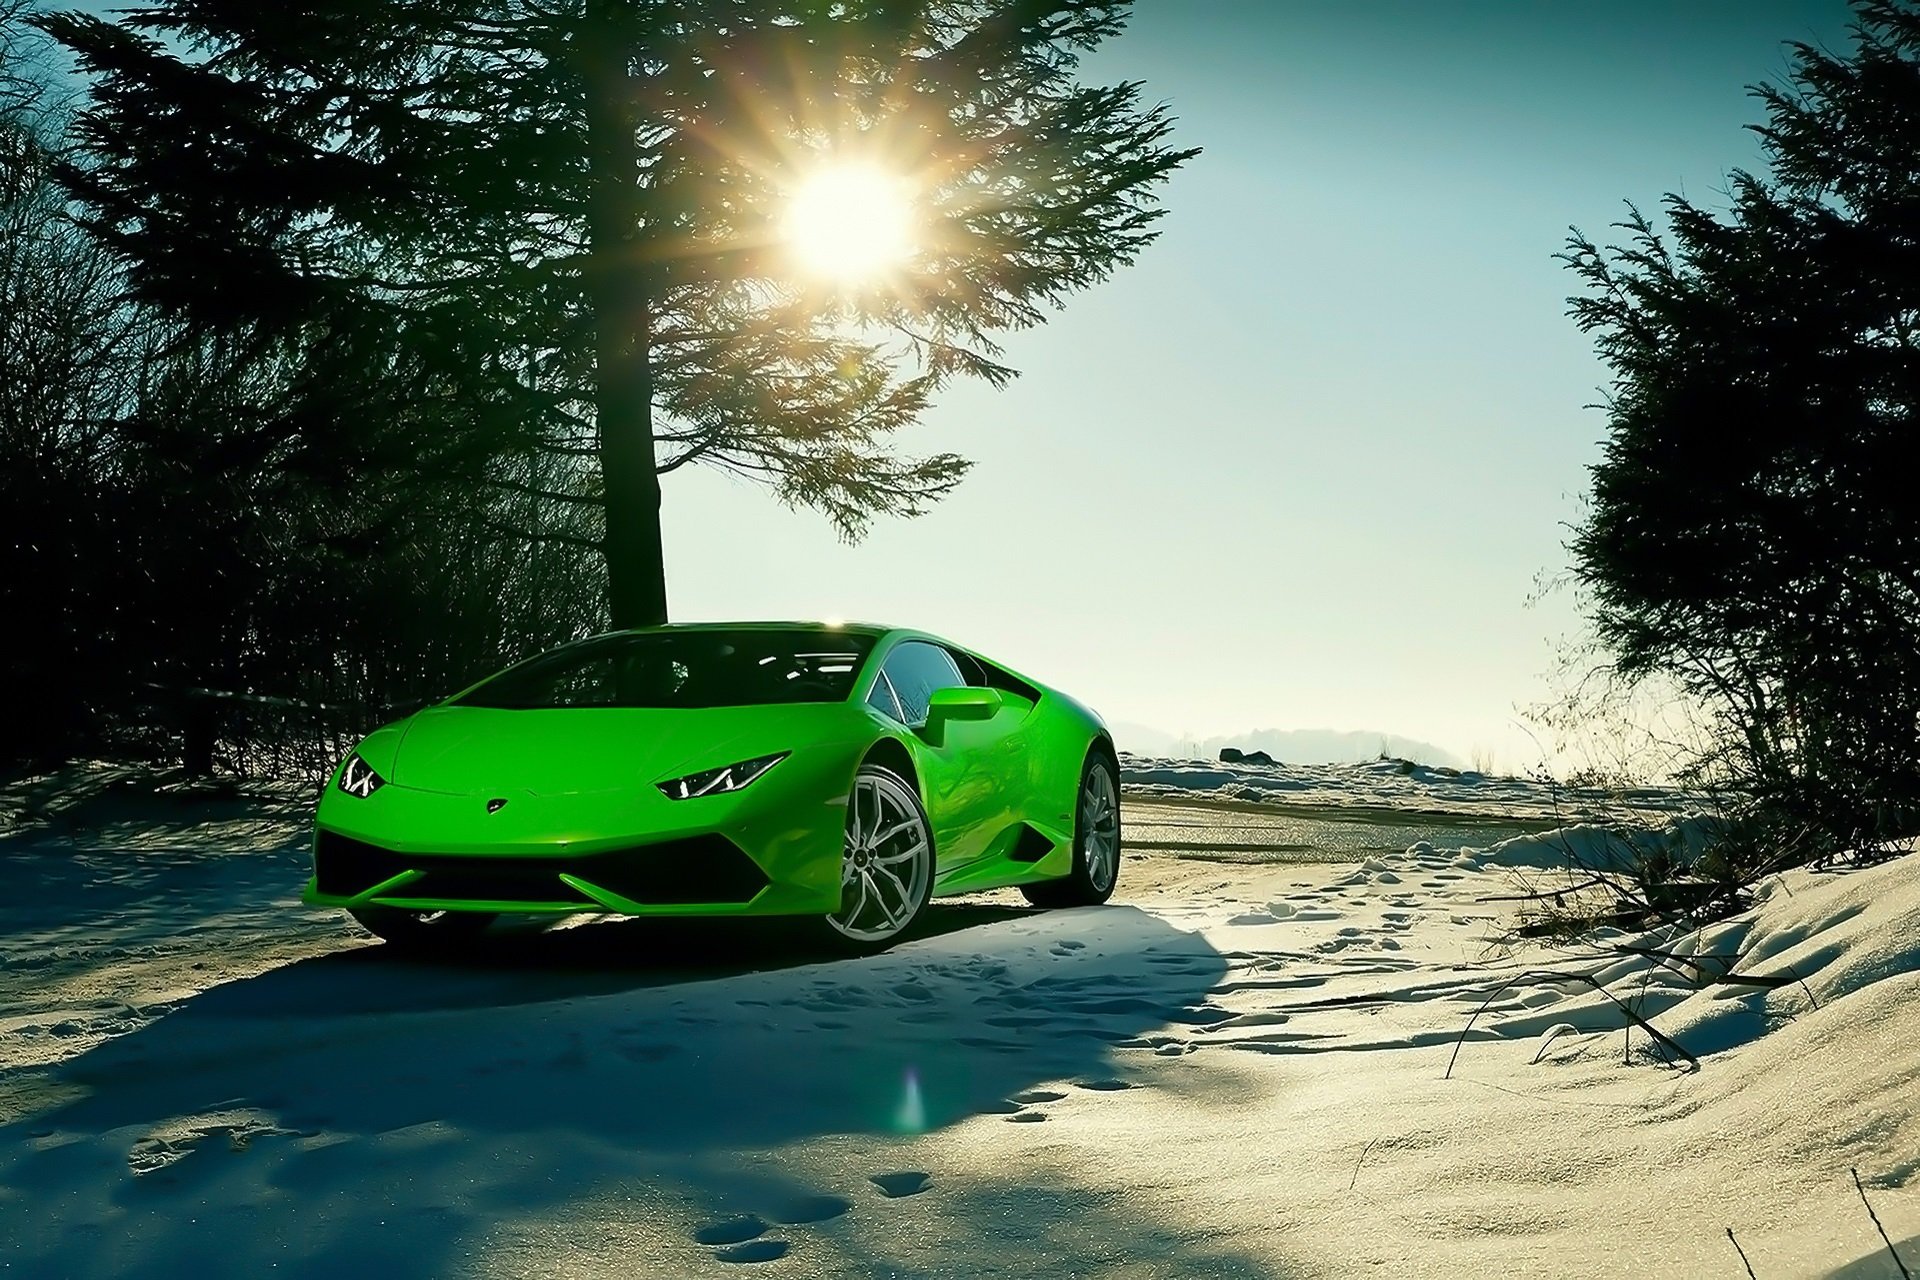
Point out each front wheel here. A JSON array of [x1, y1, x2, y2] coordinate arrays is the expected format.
[[348, 907, 499, 953], [817, 761, 935, 953], [1022, 752, 1121, 908]]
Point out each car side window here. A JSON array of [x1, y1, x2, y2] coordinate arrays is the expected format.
[[865, 670, 905, 721], [879, 641, 966, 724], [946, 647, 986, 687]]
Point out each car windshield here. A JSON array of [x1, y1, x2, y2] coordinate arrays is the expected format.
[[454, 628, 876, 710]]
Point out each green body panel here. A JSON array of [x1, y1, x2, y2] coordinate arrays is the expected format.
[[305, 622, 1111, 919]]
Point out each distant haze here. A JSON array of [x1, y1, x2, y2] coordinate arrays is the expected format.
[[1111, 723, 1462, 769]]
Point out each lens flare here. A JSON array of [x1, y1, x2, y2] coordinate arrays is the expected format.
[[893, 1066, 927, 1132]]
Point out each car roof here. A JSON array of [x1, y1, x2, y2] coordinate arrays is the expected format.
[[531, 622, 1058, 703], [597, 622, 994, 667], [608, 620, 895, 638]]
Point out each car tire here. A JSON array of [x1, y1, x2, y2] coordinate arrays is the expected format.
[[816, 761, 935, 953], [348, 907, 499, 952], [1021, 751, 1121, 908]]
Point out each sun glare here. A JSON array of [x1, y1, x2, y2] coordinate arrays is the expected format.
[[783, 164, 916, 285]]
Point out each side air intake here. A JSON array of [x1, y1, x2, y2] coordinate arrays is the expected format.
[[1008, 824, 1057, 863]]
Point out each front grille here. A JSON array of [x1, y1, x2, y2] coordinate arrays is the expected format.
[[582, 834, 769, 904], [407, 868, 595, 904], [313, 832, 408, 897], [313, 830, 769, 906]]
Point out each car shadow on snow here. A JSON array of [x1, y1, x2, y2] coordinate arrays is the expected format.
[[0, 900, 1245, 1278], [179, 899, 1048, 1017]]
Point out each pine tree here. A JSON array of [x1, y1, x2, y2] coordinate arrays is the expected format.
[[1561, 0, 1920, 855], [40, 1, 1196, 627]]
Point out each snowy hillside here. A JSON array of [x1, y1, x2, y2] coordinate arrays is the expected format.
[[1120, 750, 1687, 821]]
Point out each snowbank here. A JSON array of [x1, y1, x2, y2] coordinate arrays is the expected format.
[[1471, 814, 1727, 873]]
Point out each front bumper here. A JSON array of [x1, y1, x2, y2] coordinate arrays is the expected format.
[[304, 751, 854, 917]]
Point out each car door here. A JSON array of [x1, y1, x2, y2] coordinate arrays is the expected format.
[[876, 640, 1026, 871]]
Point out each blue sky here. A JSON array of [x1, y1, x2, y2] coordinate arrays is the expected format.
[[664, 0, 1857, 768]]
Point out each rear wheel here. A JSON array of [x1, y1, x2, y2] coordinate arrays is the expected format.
[[1021, 751, 1121, 908], [818, 762, 934, 953], [348, 907, 499, 953]]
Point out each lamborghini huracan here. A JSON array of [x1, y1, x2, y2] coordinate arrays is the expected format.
[[306, 623, 1122, 952]]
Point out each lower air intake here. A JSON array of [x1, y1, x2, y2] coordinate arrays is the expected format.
[[312, 830, 769, 905]]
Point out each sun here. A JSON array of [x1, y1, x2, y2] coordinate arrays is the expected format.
[[782, 163, 917, 285]]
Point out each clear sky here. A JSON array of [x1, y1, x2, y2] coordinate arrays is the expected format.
[[661, 0, 1857, 770], [42, 0, 1856, 767]]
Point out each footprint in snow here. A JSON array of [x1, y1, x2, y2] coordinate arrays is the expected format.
[[1074, 1078, 1135, 1092], [869, 1171, 932, 1198], [984, 1014, 1050, 1029], [1006, 1111, 1048, 1123], [1050, 939, 1087, 954], [767, 1194, 851, 1225], [1168, 1004, 1235, 1026], [956, 1035, 1024, 1053], [1226, 912, 1276, 926], [1010, 1089, 1066, 1104], [716, 1240, 790, 1264], [548, 1033, 589, 1069], [695, 1216, 769, 1246], [614, 1036, 683, 1066]]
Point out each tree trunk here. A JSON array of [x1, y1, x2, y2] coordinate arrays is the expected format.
[[582, 0, 668, 629]]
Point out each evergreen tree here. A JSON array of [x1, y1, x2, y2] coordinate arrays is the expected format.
[[1562, 0, 1920, 855], [40, 1, 1195, 627], [4, 0, 610, 767]]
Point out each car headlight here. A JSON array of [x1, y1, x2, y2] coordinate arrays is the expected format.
[[657, 752, 788, 800], [338, 753, 386, 798]]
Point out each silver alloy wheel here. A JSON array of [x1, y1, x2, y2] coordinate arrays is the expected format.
[[1082, 763, 1120, 892], [827, 769, 933, 943]]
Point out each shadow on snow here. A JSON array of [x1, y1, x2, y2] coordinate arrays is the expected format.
[[1, 899, 1250, 1276]]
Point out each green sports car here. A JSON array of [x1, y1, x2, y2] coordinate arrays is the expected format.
[[307, 622, 1122, 952]]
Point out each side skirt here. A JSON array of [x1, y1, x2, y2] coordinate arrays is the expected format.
[[932, 821, 1075, 897]]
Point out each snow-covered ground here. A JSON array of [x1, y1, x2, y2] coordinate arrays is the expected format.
[[2, 765, 1916, 1278]]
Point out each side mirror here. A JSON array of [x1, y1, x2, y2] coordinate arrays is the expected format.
[[925, 685, 1003, 725]]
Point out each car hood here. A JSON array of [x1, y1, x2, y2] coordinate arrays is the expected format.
[[387, 703, 846, 796]]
